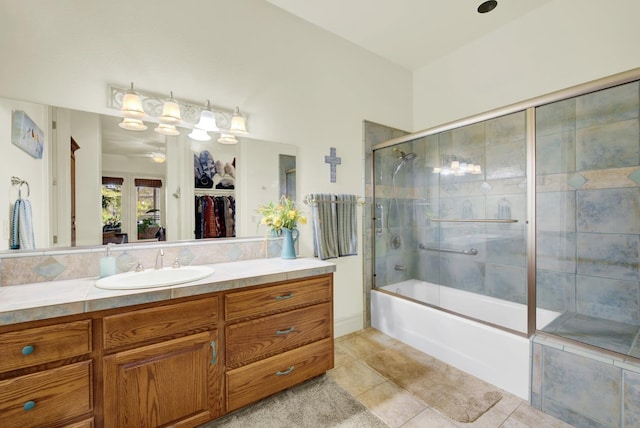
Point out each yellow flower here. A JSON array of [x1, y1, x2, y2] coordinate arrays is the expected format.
[[257, 195, 305, 234]]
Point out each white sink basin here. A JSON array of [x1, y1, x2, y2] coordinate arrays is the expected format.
[[95, 266, 215, 290]]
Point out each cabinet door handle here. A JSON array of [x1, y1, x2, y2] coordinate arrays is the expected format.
[[276, 326, 295, 335], [276, 365, 295, 376], [275, 292, 294, 301], [21, 345, 35, 355], [210, 340, 217, 365], [23, 400, 36, 411]]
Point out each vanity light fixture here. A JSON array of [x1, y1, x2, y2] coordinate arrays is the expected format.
[[154, 123, 180, 136], [229, 107, 248, 134], [159, 91, 182, 124], [217, 133, 238, 144], [119, 117, 148, 131], [433, 155, 482, 176], [188, 100, 219, 141], [194, 100, 219, 132], [150, 152, 166, 163], [121, 82, 145, 119], [109, 85, 249, 136], [188, 127, 212, 141]]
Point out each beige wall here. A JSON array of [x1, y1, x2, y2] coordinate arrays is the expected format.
[[413, 0, 640, 130], [0, 0, 413, 336]]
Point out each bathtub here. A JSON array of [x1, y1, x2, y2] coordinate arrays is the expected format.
[[371, 279, 560, 400]]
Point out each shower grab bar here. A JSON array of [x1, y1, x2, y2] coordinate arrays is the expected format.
[[431, 218, 518, 223], [418, 243, 478, 256]]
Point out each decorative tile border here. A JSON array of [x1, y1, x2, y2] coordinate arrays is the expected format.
[[0, 237, 282, 286]]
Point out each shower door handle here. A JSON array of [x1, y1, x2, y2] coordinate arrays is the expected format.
[[375, 203, 384, 235]]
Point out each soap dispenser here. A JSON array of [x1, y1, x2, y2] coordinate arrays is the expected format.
[[100, 243, 117, 278]]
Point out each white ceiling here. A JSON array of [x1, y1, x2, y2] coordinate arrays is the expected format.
[[266, 0, 553, 71]]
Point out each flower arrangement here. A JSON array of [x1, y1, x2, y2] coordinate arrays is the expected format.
[[258, 195, 306, 234]]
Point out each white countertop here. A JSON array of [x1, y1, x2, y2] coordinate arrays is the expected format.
[[0, 258, 336, 326]]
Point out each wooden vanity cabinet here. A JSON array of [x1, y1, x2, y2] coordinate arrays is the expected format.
[[224, 274, 334, 412], [0, 320, 93, 428], [0, 271, 333, 428], [101, 296, 221, 428]]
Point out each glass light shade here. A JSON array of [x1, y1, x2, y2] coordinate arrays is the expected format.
[[150, 152, 166, 163], [451, 160, 460, 170], [188, 127, 211, 141], [119, 117, 147, 131], [121, 83, 145, 119], [159, 92, 182, 124], [229, 106, 247, 134], [217, 133, 238, 144], [432, 167, 441, 174], [154, 123, 180, 136], [473, 165, 483, 174], [195, 110, 218, 132]]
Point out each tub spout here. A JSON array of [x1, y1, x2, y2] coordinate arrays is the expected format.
[[394, 265, 407, 271]]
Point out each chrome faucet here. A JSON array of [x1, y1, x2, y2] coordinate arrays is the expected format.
[[155, 249, 164, 270]]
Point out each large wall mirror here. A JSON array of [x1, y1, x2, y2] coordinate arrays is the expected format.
[[0, 96, 296, 252]]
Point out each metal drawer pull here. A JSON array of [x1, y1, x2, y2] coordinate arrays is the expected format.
[[210, 341, 217, 365], [276, 366, 295, 376], [275, 293, 295, 301], [23, 400, 36, 411], [21, 345, 34, 355], [276, 326, 295, 335]]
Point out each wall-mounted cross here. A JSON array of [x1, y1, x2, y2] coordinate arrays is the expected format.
[[324, 147, 341, 183]]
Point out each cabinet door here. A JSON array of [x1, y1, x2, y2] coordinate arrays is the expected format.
[[103, 331, 220, 428]]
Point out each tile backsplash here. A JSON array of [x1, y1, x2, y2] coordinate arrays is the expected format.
[[0, 237, 282, 286]]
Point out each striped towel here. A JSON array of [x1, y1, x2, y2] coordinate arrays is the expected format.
[[310, 193, 358, 260], [10, 199, 35, 250]]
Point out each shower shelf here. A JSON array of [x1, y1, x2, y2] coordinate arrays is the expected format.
[[431, 218, 518, 223]]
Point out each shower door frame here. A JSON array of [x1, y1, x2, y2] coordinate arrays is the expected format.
[[370, 67, 640, 340]]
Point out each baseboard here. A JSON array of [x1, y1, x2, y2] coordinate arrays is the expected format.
[[334, 313, 364, 338]]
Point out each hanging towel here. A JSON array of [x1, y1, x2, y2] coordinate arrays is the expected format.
[[311, 194, 339, 260], [10, 199, 35, 250], [311, 193, 359, 260], [336, 194, 358, 256]]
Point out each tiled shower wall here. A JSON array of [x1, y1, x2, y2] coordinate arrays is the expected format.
[[371, 112, 529, 309], [363, 120, 408, 327], [535, 81, 640, 325], [532, 335, 640, 428]]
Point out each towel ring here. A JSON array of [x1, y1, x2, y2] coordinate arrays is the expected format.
[[10, 176, 30, 199], [20, 182, 30, 199]]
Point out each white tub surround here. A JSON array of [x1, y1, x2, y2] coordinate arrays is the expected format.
[[372, 280, 561, 400]]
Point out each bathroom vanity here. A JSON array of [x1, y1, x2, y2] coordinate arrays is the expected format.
[[0, 258, 335, 427]]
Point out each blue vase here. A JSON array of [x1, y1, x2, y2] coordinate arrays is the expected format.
[[281, 227, 299, 259]]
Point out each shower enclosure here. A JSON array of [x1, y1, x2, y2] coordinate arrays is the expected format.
[[371, 72, 640, 360]]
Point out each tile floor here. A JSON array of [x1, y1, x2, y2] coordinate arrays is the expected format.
[[329, 328, 574, 428]]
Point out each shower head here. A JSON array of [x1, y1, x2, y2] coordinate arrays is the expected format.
[[392, 147, 417, 162], [392, 149, 417, 175], [401, 152, 417, 162]]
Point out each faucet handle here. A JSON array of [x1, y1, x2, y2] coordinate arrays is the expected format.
[[172, 258, 182, 269], [135, 260, 144, 272]]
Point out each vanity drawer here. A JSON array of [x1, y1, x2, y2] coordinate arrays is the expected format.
[[225, 275, 332, 321], [226, 338, 333, 412], [226, 303, 331, 368], [103, 296, 218, 350], [0, 320, 92, 373], [0, 360, 92, 428]]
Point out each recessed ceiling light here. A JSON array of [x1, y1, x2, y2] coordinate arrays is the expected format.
[[477, 0, 498, 14]]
